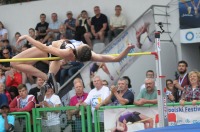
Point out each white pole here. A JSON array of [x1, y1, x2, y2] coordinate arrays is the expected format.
[[155, 32, 168, 127]]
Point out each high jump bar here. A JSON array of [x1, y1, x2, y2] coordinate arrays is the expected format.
[[0, 52, 157, 62]]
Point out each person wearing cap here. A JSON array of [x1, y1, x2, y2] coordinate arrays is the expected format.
[[0, 104, 15, 132], [64, 11, 76, 39], [39, 84, 61, 132]]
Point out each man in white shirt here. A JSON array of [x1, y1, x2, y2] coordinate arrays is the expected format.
[[108, 5, 126, 42]]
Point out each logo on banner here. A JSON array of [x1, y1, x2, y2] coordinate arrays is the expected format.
[[185, 31, 194, 41]]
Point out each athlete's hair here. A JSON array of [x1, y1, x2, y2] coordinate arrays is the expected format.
[[76, 45, 92, 62]]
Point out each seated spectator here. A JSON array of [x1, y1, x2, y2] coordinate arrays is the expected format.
[[81, 76, 110, 132], [0, 82, 12, 104], [180, 71, 200, 106], [0, 91, 8, 106], [29, 77, 45, 104], [42, 13, 62, 43], [165, 79, 177, 103], [65, 78, 90, 106], [69, 78, 88, 132], [9, 84, 36, 132], [102, 80, 108, 87], [108, 5, 126, 42], [122, 76, 134, 94], [0, 68, 6, 83], [84, 6, 109, 48], [101, 78, 134, 106], [56, 24, 68, 40], [0, 104, 15, 132], [6, 67, 22, 90], [35, 13, 49, 41], [140, 70, 155, 92], [21, 43, 31, 52], [134, 78, 157, 106], [27, 28, 36, 46], [2, 39, 12, 55], [64, 11, 76, 39], [39, 85, 61, 132], [0, 48, 11, 72], [75, 10, 91, 41], [11, 32, 26, 55], [60, 61, 84, 86], [0, 21, 8, 41]]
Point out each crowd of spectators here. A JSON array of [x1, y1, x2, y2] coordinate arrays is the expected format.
[[0, 3, 200, 132]]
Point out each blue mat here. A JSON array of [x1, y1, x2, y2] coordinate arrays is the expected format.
[[137, 123, 200, 132]]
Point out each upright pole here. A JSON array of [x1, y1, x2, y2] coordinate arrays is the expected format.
[[155, 32, 168, 127]]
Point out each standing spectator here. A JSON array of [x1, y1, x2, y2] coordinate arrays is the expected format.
[[9, 84, 36, 132], [81, 76, 110, 132], [39, 85, 61, 132], [0, 104, 15, 132], [35, 13, 49, 41], [29, 77, 45, 104], [180, 71, 200, 106], [0, 48, 11, 72], [84, 6, 109, 48], [11, 32, 26, 55], [0, 82, 12, 104], [42, 13, 62, 43], [165, 79, 177, 102], [108, 5, 126, 42], [75, 10, 91, 41], [174, 60, 190, 102], [101, 78, 134, 106], [0, 21, 8, 41], [140, 70, 155, 92], [69, 78, 88, 132], [64, 11, 76, 39], [134, 78, 157, 106]]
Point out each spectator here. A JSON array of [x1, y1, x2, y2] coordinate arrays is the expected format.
[[0, 21, 8, 41], [35, 13, 49, 41], [134, 78, 157, 106], [174, 60, 190, 102], [0, 104, 15, 132], [56, 24, 68, 40], [102, 80, 108, 87], [0, 48, 11, 72], [122, 76, 134, 94], [60, 61, 84, 86], [64, 11, 76, 39], [75, 10, 91, 41], [180, 71, 200, 106], [5, 67, 22, 90], [0, 82, 12, 104], [27, 28, 36, 46], [0, 68, 6, 83], [42, 13, 62, 43], [108, 5, 126, 42], [165, 79, 177, 102], [9, 84, 36, 132], [81, 76, 110, 132], [101, 78, 134, 106], [11, 32, 26, 55], [28, 77, 45, 104], [84, 6, 109, 48], [65, 78, 90, 106], [2, 39, 12, 55], [140, 70, 155, 92], [69, 78, 88, 132], [0, 90, 8, 106], [39, 85, 61, 132]]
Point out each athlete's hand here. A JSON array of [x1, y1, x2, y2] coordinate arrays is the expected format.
[[17, 35, 27, 45], [127, 43, 135, 50]]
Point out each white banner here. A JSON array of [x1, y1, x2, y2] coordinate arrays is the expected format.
[[180, 28, 200, 43], [81, 9, 155, 89], [104, 105, 200, 132]]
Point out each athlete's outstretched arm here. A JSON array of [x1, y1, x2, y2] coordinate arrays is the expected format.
[[91, 44, 134, 62]]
